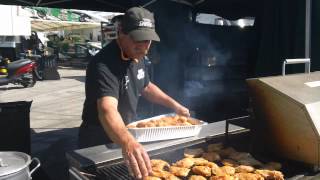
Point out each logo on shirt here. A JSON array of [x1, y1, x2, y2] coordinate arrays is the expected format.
[[124, 75, 129, 89], [137, 69, 145, 80]]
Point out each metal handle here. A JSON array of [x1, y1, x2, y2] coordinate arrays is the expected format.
[[282, 58, 311, 76], [69, 167, 91, 180], [0, 158, 8, 167], [29, 157, 41, 178]]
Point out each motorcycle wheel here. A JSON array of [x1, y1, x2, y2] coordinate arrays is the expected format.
[[34, 65, 44, 80], [21, 71, 37, 88]]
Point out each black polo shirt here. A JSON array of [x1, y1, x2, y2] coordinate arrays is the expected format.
[[82, 40, 150, 126]]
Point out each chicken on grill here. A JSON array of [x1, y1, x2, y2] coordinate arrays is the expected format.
[[235, 165, 255, 173], [192, 158, 209, 166], [209, 175, 236, 180], [202, 152, 221, 162], [255, 169, 284, 180], [192, 166, 212, 177], [221, 159, 239, 167], [188, 175, 207, 180], [148, 144, 284, 179], [150, 170, 172, 179], [151, 159, 170, 171], [143, 176, 161, 180], [220, 166, 236, 175], [169, 166, 191, 177], [173, 158, 194, 168], [234, 172, 264, 180], [207, 143, 224, 152], [184, 148, 205, 158]]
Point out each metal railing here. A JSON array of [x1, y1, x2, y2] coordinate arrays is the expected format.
[[282, 58, 311, 76]]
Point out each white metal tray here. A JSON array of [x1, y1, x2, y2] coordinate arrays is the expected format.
[[127, 113, 207, 142]]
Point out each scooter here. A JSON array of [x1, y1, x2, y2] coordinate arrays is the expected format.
[[0, 57, 37, 88]]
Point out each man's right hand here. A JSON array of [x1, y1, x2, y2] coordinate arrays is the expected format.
[[97, 97, 152, 178], [122, 138, 152, 179]]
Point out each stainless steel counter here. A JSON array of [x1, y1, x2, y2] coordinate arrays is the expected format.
[[66, 120, 247, 169]]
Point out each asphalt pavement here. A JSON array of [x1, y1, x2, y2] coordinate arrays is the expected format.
[[0, 66, 86, 180]]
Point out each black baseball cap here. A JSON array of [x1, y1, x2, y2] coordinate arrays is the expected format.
[[122, 7, 160, 42]]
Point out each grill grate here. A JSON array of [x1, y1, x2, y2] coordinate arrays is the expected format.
[[71, 129, 320, 180], [84, 163, 320, 180], [95, 164, 134, 180]]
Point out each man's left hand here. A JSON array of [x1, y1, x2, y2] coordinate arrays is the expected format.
[[174, 105, 190, 117]]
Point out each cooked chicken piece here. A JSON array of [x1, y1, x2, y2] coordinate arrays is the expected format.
[[165, 174, 181, 180], [136, 121, 148, 128], [173, 115, 180, 121], [202, 162, 219, 168], [134, 115, 198, 128], [235, 165, 255, 173], [192, 166, 212, 177], [219, 147, 237, 158], [172, 116, 193, 126], [221, 159, 239, 167], [229, 152, 251, 161], [234, 172, 264, 180], [207, 143, 224, 152], [238, 157, 263, 167], [137, 121, 156, 127], [169, 166, 190, 177], [179, 121, 193, 126], [151, 170, 172, 178], [228, 152, 263, 167], [211, 164, 225, 176], [143, 176, 162, 180], [173, 158, 194, 168], [175, 115, 187, 123], [187, 118, 201, 125], [151, 159, 170, 171], [209, 175, 236, 180], [263, 162, 282, 171], [126, 124, 136, 128], [192, 158, 209, 166], [179, 116, 188, 121], [202, 152, 221, 162], [220, 166, 236, 175], [254, 169, 284, 180], [188, 175, 207, 180], [184, 148, 204, 158], [155, 118, 171, 126]]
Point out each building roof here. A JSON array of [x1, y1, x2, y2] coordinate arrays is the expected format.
[[31, 19, 100, 32]]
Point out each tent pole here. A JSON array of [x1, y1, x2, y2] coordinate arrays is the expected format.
[[142, 0, 158, 8], [305, 0, 311, 72]]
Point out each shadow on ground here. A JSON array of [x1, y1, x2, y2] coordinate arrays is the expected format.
[[57, 59, 88, 69], [0, 86, 25, 90], [63, 75, 85, 83], [31, 127, 79, 180]]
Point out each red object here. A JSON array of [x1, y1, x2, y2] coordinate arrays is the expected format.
[[15, 62, 36, 76]]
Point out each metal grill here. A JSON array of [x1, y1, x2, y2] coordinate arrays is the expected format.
[[70, 131, 320, 180], [68, 117, 320, 180], [96, 164, 134, 180]]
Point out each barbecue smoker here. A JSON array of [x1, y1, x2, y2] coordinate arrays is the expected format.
[[67, 72, 320, 180], [247, 71, 320, 168]]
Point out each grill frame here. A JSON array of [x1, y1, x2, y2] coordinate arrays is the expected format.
[[68, 116, 320, 180]]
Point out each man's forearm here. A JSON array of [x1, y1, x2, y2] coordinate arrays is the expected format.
[[142, 82, 180, 110], [97, 98, 134, 146]]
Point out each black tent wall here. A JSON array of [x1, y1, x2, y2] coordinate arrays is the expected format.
[[253, 0, 307, 77]]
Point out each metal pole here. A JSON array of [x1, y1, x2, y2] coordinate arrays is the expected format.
[[305, 0, 312, 72]]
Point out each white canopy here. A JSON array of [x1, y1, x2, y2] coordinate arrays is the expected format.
[[31, 19, 100, 32]]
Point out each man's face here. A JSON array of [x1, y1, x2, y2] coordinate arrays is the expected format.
[[118, 32, 151, 61]]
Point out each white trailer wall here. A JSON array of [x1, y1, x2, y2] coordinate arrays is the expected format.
[[0, 5, 31, 36]]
